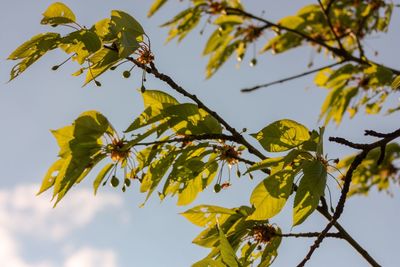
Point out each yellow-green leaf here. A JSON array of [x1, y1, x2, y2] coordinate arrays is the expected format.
[[41, 2, 76, 25], [148, 0, 168, 17], [181, 205, 236, 227], [249, 170, 297, 220], [252, 119, 310, 152], [293, 159, 327, 226]]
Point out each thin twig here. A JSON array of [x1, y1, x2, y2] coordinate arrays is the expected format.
[[133, 133, 237, 146], [278, 232, 342, 239], [241, 61, 345, 92]]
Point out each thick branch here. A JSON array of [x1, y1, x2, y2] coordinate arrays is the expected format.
[[241, 61, 345, 93]]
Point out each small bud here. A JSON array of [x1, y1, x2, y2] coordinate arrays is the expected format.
[[242, 128, 247, 133], [123, 70, 131, 78], [122, 185, 126, 192], [250, 58, 257, 67], [141, 84, 146, 93], [110, 66, 117, 70], [95, 81, 102, 87], [51, 65, 59, 71]]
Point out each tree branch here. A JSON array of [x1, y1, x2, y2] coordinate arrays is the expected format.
[[317, 0, 345, 51], [118, 49, 385, 267], [278, 232, 342, 239], [225, 7, 400, 75], [241, 61, 346, 93]]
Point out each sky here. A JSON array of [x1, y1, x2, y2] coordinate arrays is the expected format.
[[1, 1, 400, 266]]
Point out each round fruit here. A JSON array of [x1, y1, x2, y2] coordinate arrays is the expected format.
[[110, 176, 119, 187], [123, 71, 131, 78], [214, 184, 221, 193]]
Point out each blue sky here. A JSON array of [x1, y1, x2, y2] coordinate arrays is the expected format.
[[1, 1, 400, 266]]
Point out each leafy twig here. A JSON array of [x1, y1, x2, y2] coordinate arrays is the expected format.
[[297, 127, 400, 267], [225, 7, 400, 75]]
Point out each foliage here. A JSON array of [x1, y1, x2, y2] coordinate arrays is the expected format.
[[7, 1, 400, 266]]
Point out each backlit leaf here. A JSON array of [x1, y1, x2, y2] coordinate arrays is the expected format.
[[249, 170, 297, 220], [293, 159, 327, 226], [252, 119, 310, 152], [41, 2, 76, 25]]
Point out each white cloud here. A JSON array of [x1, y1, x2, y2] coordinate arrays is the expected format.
[[0, 227, 53, 267], [64, 248, 118, 267], [0, 184, 123, 240], [0, 183, 122, 267]]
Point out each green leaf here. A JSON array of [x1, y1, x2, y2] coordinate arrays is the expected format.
[[93, 163, 114, 195], [203, 27, 233, 56], [218, 226, 240, 267], [252, 119, 310, 152], [249, 170, 297, 220], [43, 111, 114, 205], [140, 149, 177, 204], [181, 205, 236, 227], [38, 159, 64, 195], [392, 75, 400, 90], [41, 2, 76, 25], [293, 159, 327, 226], [259, 228, 282, 267], [110, 10, 144, 35], [320, 86, 358, 125], [206, 38, 237, 78], [246, 150, 309, 175], [261, 32, 303, 54], [142, 89, 179, 110], [84, 48, 120, 85], [192, 258, 225, 267], [91, 18, 116, 42], [60, 29, 102, 64], [119, 28, 141, 58], [148, 0, 168, 17], [214, 15, 244, 25], [8, 33, 61, 80]]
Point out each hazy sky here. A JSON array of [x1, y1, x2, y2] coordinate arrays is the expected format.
[[1, 1, 400, 266]]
